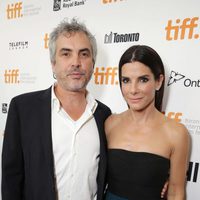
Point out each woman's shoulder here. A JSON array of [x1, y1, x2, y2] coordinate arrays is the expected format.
[[165, 117, 188, 133], [164, 117, 189, 144]]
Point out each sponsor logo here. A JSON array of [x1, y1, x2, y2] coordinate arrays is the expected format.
[[187, 162, 199, 182], [167, 70, 200, 87], [2, 103, 8, 114], [167, 71, 185, 86], [94, 67, 118, 85], [53, 0, 87, 11], [104, 31, 140, 44], [165, 17, 199, 40], [3, 69, 37, 84], [9, 41, 29, 50], [53, 0, 61, 11], [102, 0, 124, 4]]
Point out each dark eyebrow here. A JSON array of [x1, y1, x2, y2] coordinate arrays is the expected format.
[[79, 48, 91, 53], [59, 48, 91, 53], [60, 48, 71, 52], [59, 48, 72, 55], [121, 75, 150, 79], [139, 74, 150, 78]]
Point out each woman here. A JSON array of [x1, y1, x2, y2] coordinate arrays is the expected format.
[[105, 45, 190, 200]]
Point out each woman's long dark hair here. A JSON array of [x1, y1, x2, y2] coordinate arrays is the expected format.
[[118, 45, 165, 111]]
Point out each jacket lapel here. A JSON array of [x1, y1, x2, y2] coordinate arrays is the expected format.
[[38, 87, 56, 198], [94, 105, 108, 200]]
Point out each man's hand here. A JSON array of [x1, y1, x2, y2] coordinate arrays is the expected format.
[[161, 181, 169, 199]]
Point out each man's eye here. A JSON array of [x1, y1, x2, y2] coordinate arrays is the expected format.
[[81, 52, 89, 57], [63, 52, 70, 57]]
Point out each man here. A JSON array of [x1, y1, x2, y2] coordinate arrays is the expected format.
[[2, 18, 111, 200]]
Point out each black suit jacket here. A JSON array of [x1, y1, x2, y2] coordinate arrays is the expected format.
[[2, 87, 111, 200]]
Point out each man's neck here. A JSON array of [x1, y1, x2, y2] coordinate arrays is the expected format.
[[54, 84, 88, 121]]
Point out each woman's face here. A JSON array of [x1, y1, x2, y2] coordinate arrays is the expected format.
[[121, 61, 163, 111]]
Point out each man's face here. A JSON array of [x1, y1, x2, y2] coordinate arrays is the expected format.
[[52, 31, 94, 92]]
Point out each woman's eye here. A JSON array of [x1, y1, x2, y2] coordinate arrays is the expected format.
[[140, 77, 149, 83], [121, 77, 129, 83]]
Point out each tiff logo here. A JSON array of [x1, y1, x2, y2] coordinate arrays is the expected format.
[[44, 33, 49, 49], [187, 162, 199, 182], [94, 67, 118, 85], [7, 2, 23, 19], [2, 103, 8, 114], [4, 69, 20, 84], [164, 112, 182, 123], [165, 17, 199, 40], [102, 0, 124, 3]]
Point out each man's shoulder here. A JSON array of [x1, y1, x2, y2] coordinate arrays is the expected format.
[[12, 87, 51, 103], [96, 100, 112, 116]]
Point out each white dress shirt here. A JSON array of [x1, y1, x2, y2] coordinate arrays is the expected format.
[[51, 86, 99, 200]]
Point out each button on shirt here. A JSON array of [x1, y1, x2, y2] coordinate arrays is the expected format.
[[51, 86, 100, 200]]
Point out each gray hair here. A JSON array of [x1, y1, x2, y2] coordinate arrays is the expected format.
[[49, 18, 97, 64]]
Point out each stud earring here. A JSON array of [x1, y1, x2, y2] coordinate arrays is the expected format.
[[53, 72, 56, 79]]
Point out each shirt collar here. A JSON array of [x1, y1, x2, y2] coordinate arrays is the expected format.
[[51, 84, 98, 114], [51, 83, 61, 112], [85, 91, 98, 114]]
